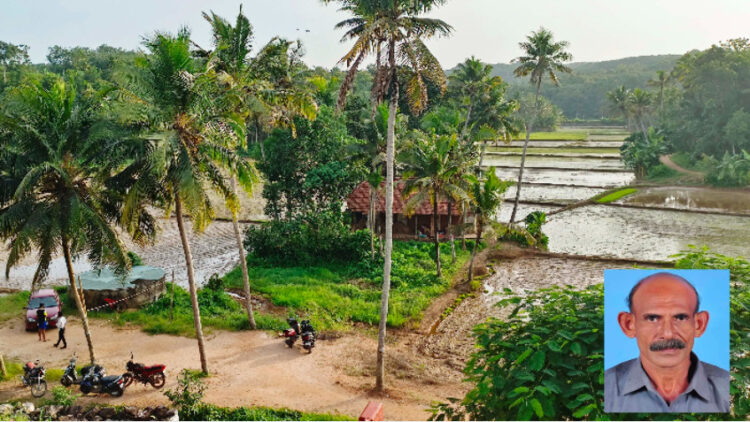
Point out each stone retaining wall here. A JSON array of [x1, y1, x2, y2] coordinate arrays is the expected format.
[[0, 402, 178, 421]]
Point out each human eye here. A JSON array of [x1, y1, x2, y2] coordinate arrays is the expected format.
[[674, 314, 689, 321], [645, 314, 660, 322]]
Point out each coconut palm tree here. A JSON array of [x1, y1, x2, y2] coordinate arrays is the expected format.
[[606, 85, 632, 128], [466, 168, 512, 281], [647, 70, 671, 112], [0, 75, 155, 365], [509, 27, 572, 223], [120, 28, 242, 374], [325, 0, 452, 392], [628, 88, 654, 142], [401, 133, 470, 277]]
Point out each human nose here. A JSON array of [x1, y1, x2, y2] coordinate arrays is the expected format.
[[658, 318, 675, 338]]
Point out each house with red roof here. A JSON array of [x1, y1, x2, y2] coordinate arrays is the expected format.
[[346, 179, 472, 240]]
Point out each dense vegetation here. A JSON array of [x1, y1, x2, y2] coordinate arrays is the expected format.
[[430, 247, 750, 420], [482, 55, 680, 119], [608, 39, 750, 186]]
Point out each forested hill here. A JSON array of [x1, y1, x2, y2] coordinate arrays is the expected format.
[[482, 54, 681, 119]]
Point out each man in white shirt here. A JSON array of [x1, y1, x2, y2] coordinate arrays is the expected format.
[[53, 311, 67, 349]]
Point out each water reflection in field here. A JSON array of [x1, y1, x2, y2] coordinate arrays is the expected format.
[[484, 155, 626, 170], [545, 205, 750, 261], [494, 167, 635, 187]]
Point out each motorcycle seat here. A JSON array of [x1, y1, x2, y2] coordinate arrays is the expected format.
[[144, 365, 164, 371], [100, 375, 120, 383]]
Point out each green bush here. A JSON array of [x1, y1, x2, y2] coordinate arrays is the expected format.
[[645, 164, 678, 180], [244, 211, 371, 267], [620, 128, 669, 179], [127, 251, 143, 266], [44, 385, 79, 407], [705, 150, 750, 187], [524, 211, 549, 248]]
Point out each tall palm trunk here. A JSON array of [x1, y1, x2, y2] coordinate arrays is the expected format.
[[432, 190, 442, 277], [448, 201, 455, 264], [376, 41, 397, 393], [509, 81, 541, 223], [230, 176, 256, 330], [175, 195, 209, 374], [467, 215, 483, 281], [61, 235, 96, 365], [478, 139, 489, 169], [369, 184, 377, 259]]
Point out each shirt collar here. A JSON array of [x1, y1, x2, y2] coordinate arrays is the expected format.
[[622, 352, 711, 401]]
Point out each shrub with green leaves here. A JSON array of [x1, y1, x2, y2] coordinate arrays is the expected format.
[[524, 211, 548, 248], [244, 211, 371, 267], [431, 284, 605, 420], [620, 128, 669, 179], [44, 385, 79, 407], [704, 150, 750, 187]]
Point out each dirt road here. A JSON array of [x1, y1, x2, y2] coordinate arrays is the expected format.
[[0, 318, 468, 420]]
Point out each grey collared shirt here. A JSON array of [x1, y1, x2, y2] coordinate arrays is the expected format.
[[604, 352, 730, 413]]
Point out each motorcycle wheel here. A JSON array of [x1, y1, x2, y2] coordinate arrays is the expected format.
[[109, 386, 124, 397], [285, 338, 294, 348], [61, 375, 72, 387], [149, 373, 166, 389], [122, 372, 134, 388], [80, 383, 91, 395], [31, 380, 47, 398]]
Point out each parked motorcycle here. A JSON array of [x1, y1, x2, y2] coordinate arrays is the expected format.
[[21, 360, 46, 397], [282, 317, 316, 353], [283, 317, 301, 348], [300, 320, 316, 353], [79, 364, 125, 397], [122, 352, 166, 389]]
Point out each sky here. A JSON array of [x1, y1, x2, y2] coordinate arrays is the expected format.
[[2, 0, 749, 69]]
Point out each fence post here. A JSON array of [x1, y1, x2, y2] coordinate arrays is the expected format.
[[0, 353, 6, 378]]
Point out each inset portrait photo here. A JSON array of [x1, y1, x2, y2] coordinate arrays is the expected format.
[[604, 269, 730, 413]]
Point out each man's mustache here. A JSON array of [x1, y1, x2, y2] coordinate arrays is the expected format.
[[650, 338, 686, 351]]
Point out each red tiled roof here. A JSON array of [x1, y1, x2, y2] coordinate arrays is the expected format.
[[346, 180, 463, 216]]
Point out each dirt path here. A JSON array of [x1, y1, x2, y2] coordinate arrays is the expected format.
[[659, 154, 705, 179], [0, 318, 468, 420]]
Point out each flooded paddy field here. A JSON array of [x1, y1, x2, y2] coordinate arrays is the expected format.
[[505, 140, 624, 148], [494, 167, 635, 187], [619, 186, 750, 215], [489, 146, 621, 155], [483, 154, 627, 170], [545, 204, 750, 261], [0, 220, 251, 291], [503, 184, 605, 204]]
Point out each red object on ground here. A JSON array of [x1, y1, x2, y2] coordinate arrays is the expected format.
[[359, 401, 384, 421]]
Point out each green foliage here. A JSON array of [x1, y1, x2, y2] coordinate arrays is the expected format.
[[524, 211, 548, 248], [620, 128, 669, 178], [430, 284, 605, 421], [127, 251, 143, 267], [258, 105, 364, 220], [512, 93, 565, 132], [595, 188, 638, 203], [224, 240, 477, 330], [496, 223, 536, 247], [244, 211, 372, 267], [0, 291, 29, 323], [659, 41, 750, 158], [93, 283, 286, 336], [645, 164, 679, 181], [44, 386, 79, 407], [704, 150, 750, 187], [432, 246, 750, 420], [164, 369, 207, 417]]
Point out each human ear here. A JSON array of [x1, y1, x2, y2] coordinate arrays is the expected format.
[[618, 312, 636, 338], [694, 311, 709, 337]]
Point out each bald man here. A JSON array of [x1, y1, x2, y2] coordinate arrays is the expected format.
[[604, 272, 729, 413]]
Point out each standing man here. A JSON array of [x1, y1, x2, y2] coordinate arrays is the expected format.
[[36, 304, 47, 342], [53, 310, 67, 349], [604, 272, 729, 412]]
